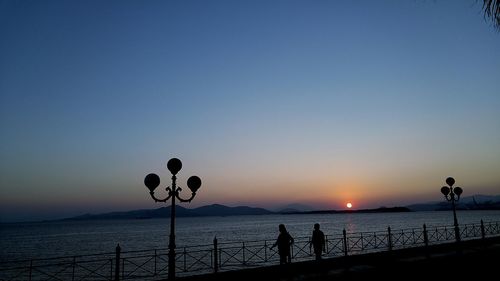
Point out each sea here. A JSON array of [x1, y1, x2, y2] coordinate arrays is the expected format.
[[1, 210, 500, 262]]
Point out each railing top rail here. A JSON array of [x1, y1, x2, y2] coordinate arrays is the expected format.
[[0, 251, 116, 264], [120, 248, 167, 255], [216, 236, 312, 245], [344, 230, 389, 235]]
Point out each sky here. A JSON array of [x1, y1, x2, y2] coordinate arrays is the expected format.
[[1, 0, 499, 222]]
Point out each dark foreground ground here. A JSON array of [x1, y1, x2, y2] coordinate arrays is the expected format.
[[179, 236, 500, 281]]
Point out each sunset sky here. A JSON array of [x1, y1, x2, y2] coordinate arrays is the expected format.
[[1, 0, 499, 222]]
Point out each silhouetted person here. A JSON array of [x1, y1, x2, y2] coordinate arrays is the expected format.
[[270, 224, 294, 264], [310, 223, 325, 260]]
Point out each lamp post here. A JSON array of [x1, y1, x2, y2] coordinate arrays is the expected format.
[[144, 158, 201, 280], [440, 177, 463, 243]]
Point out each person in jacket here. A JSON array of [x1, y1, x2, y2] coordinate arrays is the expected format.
[[270, 224, 294, 264]]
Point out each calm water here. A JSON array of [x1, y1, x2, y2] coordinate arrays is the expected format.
[[1, 210, 500, 262]]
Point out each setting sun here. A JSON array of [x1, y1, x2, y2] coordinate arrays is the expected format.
[[346, 202, 353, 209]]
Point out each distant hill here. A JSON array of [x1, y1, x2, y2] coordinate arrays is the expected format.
[[276, 203, 316, 213], [66, 206, 194, 220], [64, 204, 274, 221], [192, 204, 273, 216], [406, 195, 500, 211], [286, 206, 411, 215]]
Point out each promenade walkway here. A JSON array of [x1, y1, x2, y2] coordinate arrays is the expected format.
[[179, 236, 500, 281]]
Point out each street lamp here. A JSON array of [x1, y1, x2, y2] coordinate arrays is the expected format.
[[144, 158, 202, 280], [440, 177, 463, 243]]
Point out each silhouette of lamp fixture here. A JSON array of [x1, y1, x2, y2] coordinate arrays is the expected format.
[[440, 177, 463, 243], [144, 158, 202, 281]]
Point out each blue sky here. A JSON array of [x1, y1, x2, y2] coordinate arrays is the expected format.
[[1, 0, 499, 222]]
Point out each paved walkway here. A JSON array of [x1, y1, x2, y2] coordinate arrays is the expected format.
[[179, 236, 500, 281]]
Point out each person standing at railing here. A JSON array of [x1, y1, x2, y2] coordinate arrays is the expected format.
[[310, 223, 325, 260], [270, 224, 295, 264]]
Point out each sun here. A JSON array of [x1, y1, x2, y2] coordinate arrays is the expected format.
[[346, 202, 353, 209]]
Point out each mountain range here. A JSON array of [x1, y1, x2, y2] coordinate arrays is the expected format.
[[65, 204, 273, 220], [63, 194, 500, 221], [406, 194, 500, 211]]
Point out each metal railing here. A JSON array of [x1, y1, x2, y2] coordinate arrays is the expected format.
[[1, 220, 499, 281]]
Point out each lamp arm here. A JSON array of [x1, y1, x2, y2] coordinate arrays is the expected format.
[[149, 187, 173, 202], [175, 187, 196, 203]]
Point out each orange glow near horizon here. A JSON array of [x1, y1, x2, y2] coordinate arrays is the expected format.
[[346, 202, 353, 209]]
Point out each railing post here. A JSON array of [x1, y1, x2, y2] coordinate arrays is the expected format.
[[343, 229, 348, 256], [325, 235, 329, 254], [387, 227, 392, 251], [183, 247, 187, 272], [154, 249, 157, 276], [264, 240, 267, 262], [72, 256, 76, 281], [115, 244, 121, 281], [423, 224, 429, 247], [213, 237, 218, 273], [481, 220, 486, 239], [242, 242, 246, 265], [309, 237, 312, 255], [219, 248, 222, 269], [29, 260, 33, 281]]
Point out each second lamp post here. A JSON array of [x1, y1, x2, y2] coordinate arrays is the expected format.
[[144, 158, 201, 280], [440, 177, 463, 243]]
